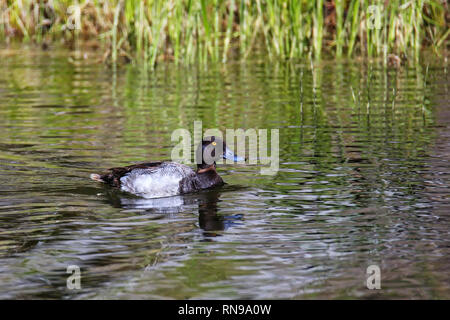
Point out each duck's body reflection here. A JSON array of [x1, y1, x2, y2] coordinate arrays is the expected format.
[[103, 187, 243, 237]]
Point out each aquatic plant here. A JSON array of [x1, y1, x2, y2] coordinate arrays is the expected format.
[[0, 0, 448, 65]]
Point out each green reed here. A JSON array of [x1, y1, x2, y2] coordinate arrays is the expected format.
[[0, 0, 448, 66]]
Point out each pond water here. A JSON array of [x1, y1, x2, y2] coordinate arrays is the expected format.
[[0, 47, 448, 299]]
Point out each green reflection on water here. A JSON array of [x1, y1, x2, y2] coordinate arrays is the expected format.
[[0, 47, 448, 299]]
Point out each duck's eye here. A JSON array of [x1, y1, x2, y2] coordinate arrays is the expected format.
[[211, 142, 217, 146]]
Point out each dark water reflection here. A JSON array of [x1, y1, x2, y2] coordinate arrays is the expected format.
[[0, 47, 448, 299]]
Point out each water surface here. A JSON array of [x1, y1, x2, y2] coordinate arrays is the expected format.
[[0, 47, 448, 299]]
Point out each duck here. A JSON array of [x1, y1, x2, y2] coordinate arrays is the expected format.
[[90, 136, 244, 199]]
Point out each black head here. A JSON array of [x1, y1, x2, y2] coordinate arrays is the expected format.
[[195, 136, 244, 172]]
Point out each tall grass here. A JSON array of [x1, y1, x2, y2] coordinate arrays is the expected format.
[[0, 0, 448, 66]]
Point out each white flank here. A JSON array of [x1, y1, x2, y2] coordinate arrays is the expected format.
[[120, 171, 182, 199]]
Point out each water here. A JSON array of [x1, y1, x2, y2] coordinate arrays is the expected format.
[[0, 47, 448, 299]]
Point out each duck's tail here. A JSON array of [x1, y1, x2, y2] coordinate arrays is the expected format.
[[90, 173, 105, 182]]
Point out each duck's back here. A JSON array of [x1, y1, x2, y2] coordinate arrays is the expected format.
[[92, 162, 200, 199]]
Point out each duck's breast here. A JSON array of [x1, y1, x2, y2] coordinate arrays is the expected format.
[[119, 162, 197, 198]]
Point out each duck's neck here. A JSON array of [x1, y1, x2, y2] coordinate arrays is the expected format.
[[195, 166, 224, 189], [196, 164, 216, 174]]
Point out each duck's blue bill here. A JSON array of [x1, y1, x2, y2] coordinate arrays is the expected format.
[[223, 147, 245, 162]]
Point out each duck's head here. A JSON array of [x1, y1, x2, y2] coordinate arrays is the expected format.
[[196, 136, 244, 173]]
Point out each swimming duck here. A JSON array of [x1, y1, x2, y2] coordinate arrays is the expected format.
[[90, 136, 244, 199]]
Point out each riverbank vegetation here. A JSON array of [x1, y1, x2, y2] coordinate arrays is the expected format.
[[0, 0, 448, 65]]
